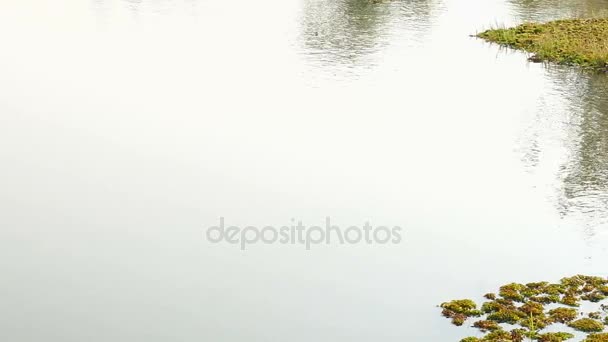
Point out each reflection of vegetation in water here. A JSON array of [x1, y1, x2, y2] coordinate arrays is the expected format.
[[477, 19, 608, 71], [300, 0, 436, 69], [517, 69, 608, 238], [439, 275, 608, 341], [508, 0, 608, 22], [560, 73, 608, 231]]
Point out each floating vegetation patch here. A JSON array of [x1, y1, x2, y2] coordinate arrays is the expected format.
[[439, 275, 608, 341], [476, 18, 608, 72]]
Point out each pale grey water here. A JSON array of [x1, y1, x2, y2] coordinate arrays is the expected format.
[[1, 0, 608, 341]]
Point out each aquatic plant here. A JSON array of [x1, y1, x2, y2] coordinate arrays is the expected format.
[[536, 332, 575, 342], [477, 18, 608, 72], [548, 307, 578, 323], [473, 320, 501, 332], [441, 299, 483, 326], [568, 318, 604, 333], [439, 275, 608, 341], [584, 333, 608, 342]]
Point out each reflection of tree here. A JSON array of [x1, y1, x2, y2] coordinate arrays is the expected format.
[[559, 73, 608, 235], [519, 67, 608, 238], [508, 0, 608, 22], [300, 0, 437, 70], [507, 0, 608, 237]]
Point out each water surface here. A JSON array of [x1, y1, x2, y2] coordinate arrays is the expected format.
[[1, 0, 608, 341]]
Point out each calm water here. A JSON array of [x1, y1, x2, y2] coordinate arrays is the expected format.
[[1, 0, 608, 341]]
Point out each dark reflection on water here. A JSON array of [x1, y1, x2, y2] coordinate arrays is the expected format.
[[299, 0, 438, 72], [560, 72, 608, 235], [508, 0, 608, 22], [522, 67, 608, 239], [496, 0, 608, 238]]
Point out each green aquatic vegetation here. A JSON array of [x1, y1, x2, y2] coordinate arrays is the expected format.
[[477, 18, 608, 72], [441, 299, 481, 315], [536, 332, 575, 342], [483, 329, 515, 341], [510, 328, 528, 342], [560, 293, 580, 307], [486, 308, 525, 324], [530, 295, 560, 304], [440, 275, 608, 341], [545, 284, 568, 296], [568, 318, 605, 332], [548, 307, 578, 323], [485, 293, 497, 300], [481, 301, 502, 313], [500, 283, 526, 302], [459, 331, 513, 341], [473, 320, 501, 332], [443, 311, 468, 326], [460, 338, 481, 342], [522, 282, 551, 298], [441, 299, 483, 325], [583, 291, 607, 303], [483, 299, 516, 310], [520, 301, 544, 316], [584, 333, 608, 342], [519, 311, 551, 330], [561, 275, 587, 288], [580, 276, 608, 288]]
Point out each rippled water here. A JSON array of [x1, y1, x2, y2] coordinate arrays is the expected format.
[[1, 0, 608, 341]]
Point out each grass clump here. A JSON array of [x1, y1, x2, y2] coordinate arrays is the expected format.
[[477, 18, 608, 71]]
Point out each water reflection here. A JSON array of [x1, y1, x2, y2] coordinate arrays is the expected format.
[[560, 72, 608, 235], [521, 68, 608, 239], [508, 0, 608, 22], [299, 0, 438, 73], [488, 0, 608, 239]]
